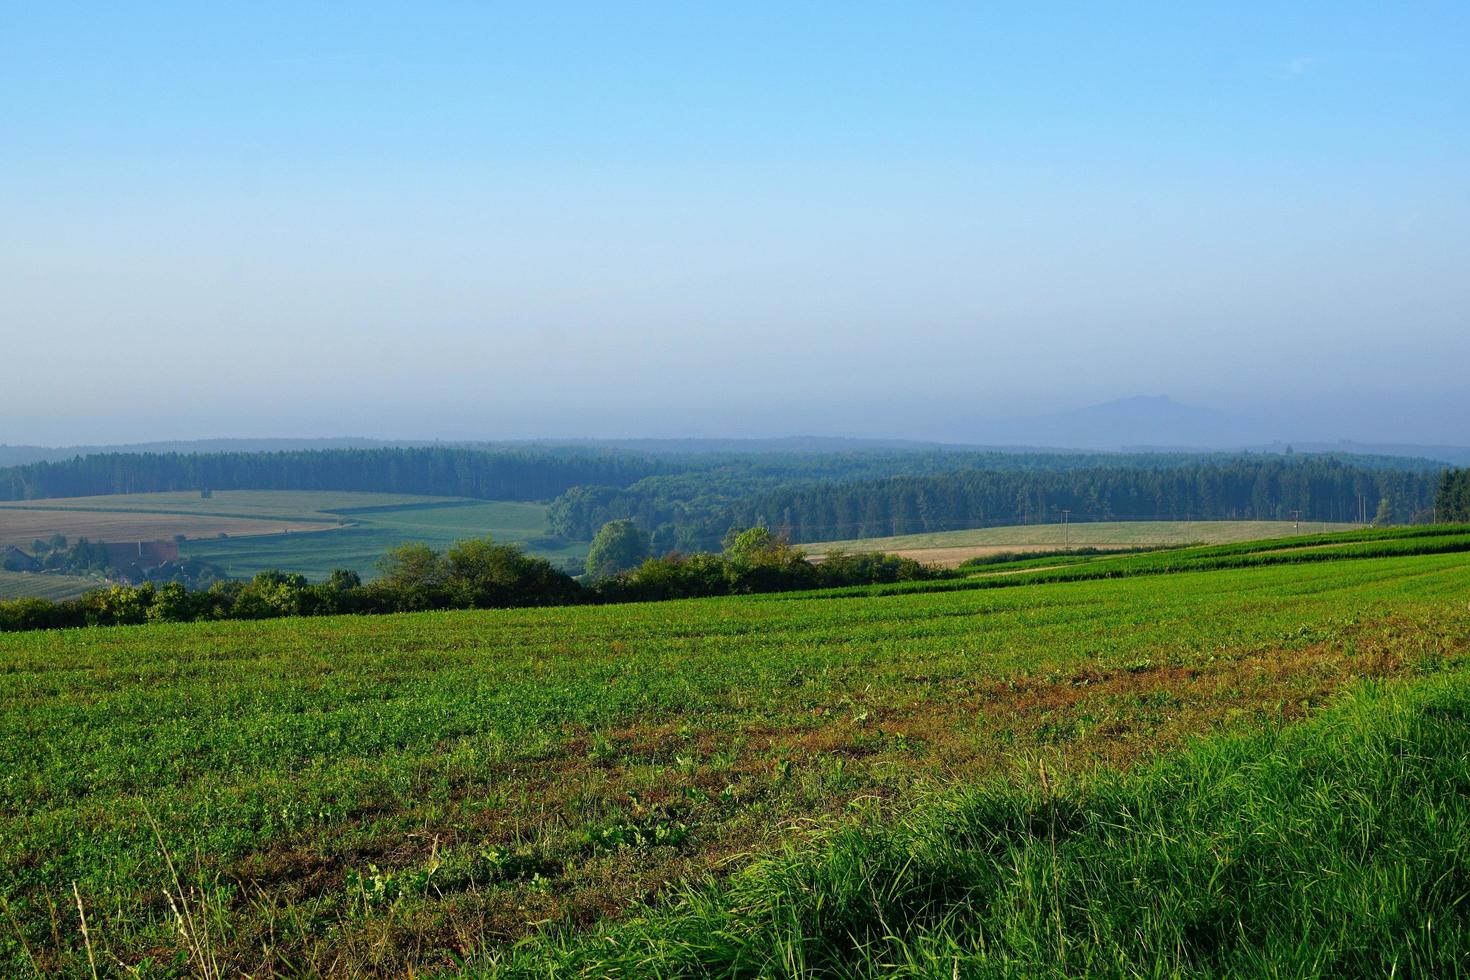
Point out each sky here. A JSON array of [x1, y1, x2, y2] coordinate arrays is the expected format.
[[2, 2, 1468, 446]]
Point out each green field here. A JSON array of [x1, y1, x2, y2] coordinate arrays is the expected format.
[[0, 569, 99, 600], [180, 499, 587, 579], [807, 519, 1361, 554], [3, 530, 1468, 975], [1, 490, 589, 582]]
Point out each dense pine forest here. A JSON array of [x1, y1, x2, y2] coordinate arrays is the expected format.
[[0, 447, 666, 502], [1440, 469, 1470, 521], [549, 455, 1442, 549]]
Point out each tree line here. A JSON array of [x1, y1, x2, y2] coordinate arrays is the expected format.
[[1439, 469, 1470, 522], [551, 456, 1442, 548], [0, 529, 936, 632], [0, 446, 1447, 552], [1, 445, 1117, 503], [0, 448, 667, 501]]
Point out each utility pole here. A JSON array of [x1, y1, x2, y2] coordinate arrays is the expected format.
[[1062, 508, 1071, 549], [1291, 509, 1301, 529]]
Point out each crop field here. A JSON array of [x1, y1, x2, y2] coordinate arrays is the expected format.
[[806, 519, 1360, 567], [2, 529, 1468, 975], [180, 500, 585, 579], [0, 490, 465, 521], [0, 570, 98, 600], [0, 491, 586, 581], [0, 507, 336, 550], [0, 490, 437, 558]]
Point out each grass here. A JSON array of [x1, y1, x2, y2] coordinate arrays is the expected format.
[[494, 670, 1470, 976], [0, 570, 99, 601], [2, 536, 1467, 975], [806, 519, 1361, 555]]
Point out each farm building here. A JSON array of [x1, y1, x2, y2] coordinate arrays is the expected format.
[[2, 546, 41, 572], [102, 540, 180, 573]]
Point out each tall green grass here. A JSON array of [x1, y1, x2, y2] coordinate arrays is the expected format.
[[486, 671, 1470, 977]]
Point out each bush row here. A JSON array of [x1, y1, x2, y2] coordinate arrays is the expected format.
[[0, 529, 940, 632]]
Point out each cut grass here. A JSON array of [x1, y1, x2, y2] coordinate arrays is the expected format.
[[1, 548, 1467, 975]]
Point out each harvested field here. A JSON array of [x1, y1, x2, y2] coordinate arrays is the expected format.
[[805, 519, 1360, 566], [0, 506, 333, 548], [810, 542, 1137, 567]]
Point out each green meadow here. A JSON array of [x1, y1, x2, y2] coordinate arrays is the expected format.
[[179, 499, 587, 579], [2, 529, 1468, 975]]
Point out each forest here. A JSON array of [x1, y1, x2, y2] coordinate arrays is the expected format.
[[0, 447, 667, 502], [1439, 468, 1470, 521], [549, 454, 1443, 549]]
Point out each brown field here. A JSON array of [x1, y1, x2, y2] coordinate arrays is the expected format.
[[0, 508, 334, 549], [803, 519, 1360, 568], [0, 489, 462, 519]]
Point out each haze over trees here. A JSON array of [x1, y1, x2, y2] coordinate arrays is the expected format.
[[550, 455, 1441, 549]]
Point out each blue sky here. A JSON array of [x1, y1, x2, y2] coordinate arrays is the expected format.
[[3, 2, 1467, 444]]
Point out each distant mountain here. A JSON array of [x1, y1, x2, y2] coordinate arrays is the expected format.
[[494, 436, 965, 455], [1243, 441, 1470, 467], [966, 395, 1266, 451], [958, 396, 1469, 465], [3, 404, 1465, 468]]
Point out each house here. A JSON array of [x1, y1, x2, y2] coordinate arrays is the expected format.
[[2, 546, 42, 572], [101, 540, 180, 576]]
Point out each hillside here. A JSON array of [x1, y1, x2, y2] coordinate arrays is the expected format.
[[3, 534, 1468, 974]]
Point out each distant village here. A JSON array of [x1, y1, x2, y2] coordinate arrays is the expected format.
[[3, 537, 191, 584]]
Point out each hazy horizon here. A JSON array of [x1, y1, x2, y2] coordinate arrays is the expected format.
[[4, 4, 1467, 446]]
